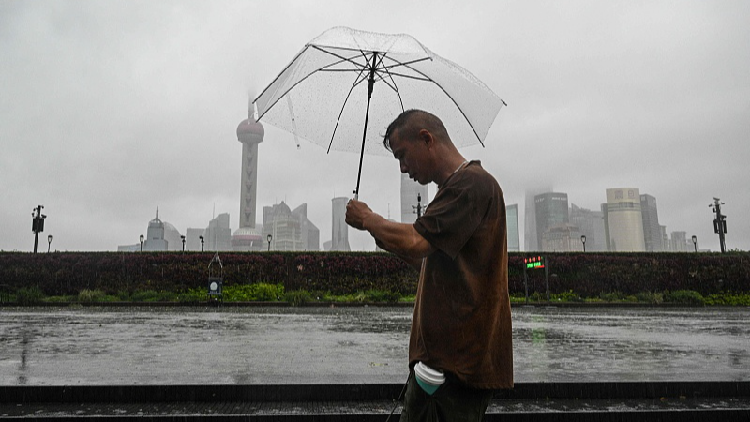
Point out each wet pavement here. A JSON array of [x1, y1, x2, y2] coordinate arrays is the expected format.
[[1, 306, 749, 385]]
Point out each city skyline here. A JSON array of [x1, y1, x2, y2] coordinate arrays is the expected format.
[[2, 1, 749, 253], [114, 184, 705, 254]]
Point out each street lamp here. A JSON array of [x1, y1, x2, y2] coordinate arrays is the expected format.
[[140, 234, 144, 252], [199, 235, 204, 252], [692, 235, 698, 252], [47, 234, 53, 253], [181, 235, 186, 252], [267, 234, 272, 252], [580, 235, 586, 252]]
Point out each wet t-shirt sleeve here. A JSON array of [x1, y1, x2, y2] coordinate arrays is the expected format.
[[414, 173, 489, 260]]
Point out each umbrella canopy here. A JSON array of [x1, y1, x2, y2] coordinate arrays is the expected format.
[[254, 26, 505, 197]]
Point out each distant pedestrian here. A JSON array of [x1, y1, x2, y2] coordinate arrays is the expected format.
[[346, 109, 513, 421]]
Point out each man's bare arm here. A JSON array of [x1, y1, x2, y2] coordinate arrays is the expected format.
[[363, 213, 434, 261], [346, 199, 433, 269], [375, 237, 425, 271]]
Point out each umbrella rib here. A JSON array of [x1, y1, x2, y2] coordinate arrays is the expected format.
[[378, 64, 405, 113], [378, 71, 432, 82], [327, 57, 372, 154], [257, 52, 366, 122], [310, 45, 369, 71], [397, 62, 487, 146], [380, 56, 432, 70], [254, 45, 311, 104], [317, 68, 375, 73]]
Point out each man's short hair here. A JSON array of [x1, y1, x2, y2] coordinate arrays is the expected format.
[[383, 109, 448, 152]]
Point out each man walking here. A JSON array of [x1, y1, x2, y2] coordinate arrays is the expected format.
[[346, 109, 513, 421]]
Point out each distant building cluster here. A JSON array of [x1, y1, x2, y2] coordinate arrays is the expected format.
[[515, 187, 698, 252], [118, 98, 697, 255]]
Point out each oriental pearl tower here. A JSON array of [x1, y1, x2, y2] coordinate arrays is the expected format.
[[231, 98, 264, 251]]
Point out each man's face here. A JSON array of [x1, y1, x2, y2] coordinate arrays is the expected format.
[[390, 128, 430, 185]]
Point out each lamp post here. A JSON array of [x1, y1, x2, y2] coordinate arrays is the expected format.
[[199, 235, 204, 252], [31, 205, 46, 254], [580, 235, 586, 252], [691, 235, 698, 252], [47, 235, 53, 253], [267, 234, 272, 252], [180, 235, 186, 252], [140, 234, 144, 252]]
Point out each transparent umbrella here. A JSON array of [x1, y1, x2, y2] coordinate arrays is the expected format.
[[254, 26, 505, 199]]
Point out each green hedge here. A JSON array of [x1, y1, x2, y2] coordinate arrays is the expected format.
[[0, 251, 748, 298]]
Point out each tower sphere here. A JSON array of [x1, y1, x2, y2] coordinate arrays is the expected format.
[[237, 118, 264, 141]]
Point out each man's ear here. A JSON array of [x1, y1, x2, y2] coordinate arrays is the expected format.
[[418, 129, 434, 148]]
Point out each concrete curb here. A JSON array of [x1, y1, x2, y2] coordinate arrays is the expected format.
[[3, 382, 749, 403]]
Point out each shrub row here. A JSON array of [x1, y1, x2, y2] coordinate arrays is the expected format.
[[0, 251, 748, 298]]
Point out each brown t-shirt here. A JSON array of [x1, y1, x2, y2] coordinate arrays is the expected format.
[[411, 160, 513, 390]]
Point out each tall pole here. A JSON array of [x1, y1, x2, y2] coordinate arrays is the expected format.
[[413, 193, 424, 218], [31, 205, 46, 254], [710, 198, 727, 253]]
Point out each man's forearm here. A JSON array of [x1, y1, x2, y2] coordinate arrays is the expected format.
[[363, 212, 433, 260]]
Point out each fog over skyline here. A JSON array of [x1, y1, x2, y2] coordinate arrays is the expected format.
[[2, 1, 749, 252]]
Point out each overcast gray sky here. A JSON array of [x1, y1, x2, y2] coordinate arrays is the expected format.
[[2, 0, 749, 252]]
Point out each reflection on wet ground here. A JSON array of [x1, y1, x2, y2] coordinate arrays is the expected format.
[[514, 307, 750, 383], [0, 306, 748, 385]]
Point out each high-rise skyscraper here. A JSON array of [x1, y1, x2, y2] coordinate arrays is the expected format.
[[261, 202, 319, 251], [292, 203, 320, 251], [506, 204, 520, 252], [524, 187, 552, 251], [205, 213, 232, 251], [143, 210, 168, 251], [541, 224, 583, 251], [670, 231, 688, 252], [660, 225, 669, 251], [401, 174, 428, 223], [640, 194, 662, 252], [569, 203, 607, 251], [534, 192, 569, 251], [603, 188, 645, 252], [331, 197, 351, 251]]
